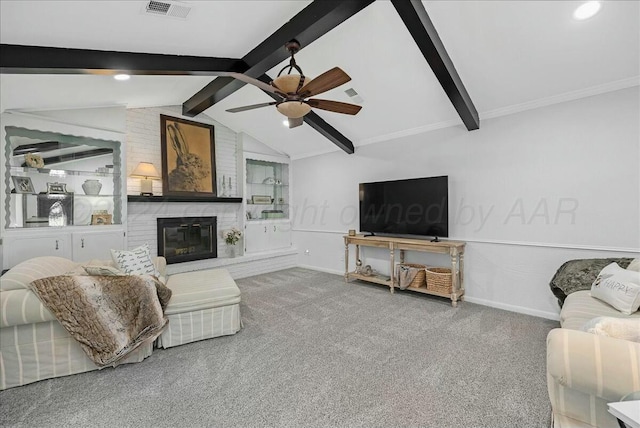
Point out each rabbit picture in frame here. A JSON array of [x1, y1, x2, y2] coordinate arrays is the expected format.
[[160, 115, 217, 196]]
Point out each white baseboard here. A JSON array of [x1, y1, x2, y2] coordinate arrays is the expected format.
[[297, 264, 561, 321], [297, 264, 344, 276], [463, 296, 560, 321]]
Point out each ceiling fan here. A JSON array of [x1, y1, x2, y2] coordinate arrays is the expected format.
[[225, 40, 362, 128]]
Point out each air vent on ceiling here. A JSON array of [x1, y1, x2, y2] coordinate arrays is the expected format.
[[344, 87, 364, 104], [144, 0, 192, 19]]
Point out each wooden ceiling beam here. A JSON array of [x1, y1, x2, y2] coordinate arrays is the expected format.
[[182, 0, 375, 117], [390, 0, 479, 130], [181, 0, 373, 153], [0, 44, 248, 75]]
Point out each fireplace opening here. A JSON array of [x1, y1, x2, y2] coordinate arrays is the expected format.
[[157, 217, 217, 264]]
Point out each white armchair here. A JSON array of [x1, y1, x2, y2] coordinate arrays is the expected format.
[[547, 328, 640, 428]]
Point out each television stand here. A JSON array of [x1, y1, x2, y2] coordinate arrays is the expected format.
[[343, 234, 465, 307], [430, 236, 440, 243]]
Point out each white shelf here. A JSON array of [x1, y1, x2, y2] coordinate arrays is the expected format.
[[10, 166, 117, 177], [246, 182, 289, 186], [246, 202, 288, 205]]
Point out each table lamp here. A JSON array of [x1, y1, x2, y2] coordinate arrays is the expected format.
[[130, 162, 160, 196]]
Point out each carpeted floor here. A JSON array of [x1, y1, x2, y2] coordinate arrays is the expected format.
[[0, 268, 558, 427]]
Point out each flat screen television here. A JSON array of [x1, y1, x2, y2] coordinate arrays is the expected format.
[[359, 176, 448, 239]]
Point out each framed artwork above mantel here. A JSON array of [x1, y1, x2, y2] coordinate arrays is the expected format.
[[160, 115, 216, 197]]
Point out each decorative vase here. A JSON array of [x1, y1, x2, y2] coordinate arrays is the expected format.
[[48, 201, 66, 227], [82, 179, 102, 195], [226, 245, 237, 258]]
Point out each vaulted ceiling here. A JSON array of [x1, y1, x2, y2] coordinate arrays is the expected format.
[[1, 1, 638, 159]]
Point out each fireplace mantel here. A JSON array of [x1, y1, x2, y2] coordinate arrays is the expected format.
[[128, 195, 242, 203]]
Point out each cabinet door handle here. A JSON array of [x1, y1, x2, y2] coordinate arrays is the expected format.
[[55, 240, 59, 250], [81, 238, 85, 248], [264, 226, 267, 233], [273, 226, 276, 232]]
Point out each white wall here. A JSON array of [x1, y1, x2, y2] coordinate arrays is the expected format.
[[125, 106, 238, 198], [239, 132, 284, 157], [125, 106, 242, 265], [16, 106, 126, 133], [291, 87, 640, 320], [0, 105, 298, 275]]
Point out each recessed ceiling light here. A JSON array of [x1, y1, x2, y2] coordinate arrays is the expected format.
[[114, 74, 130, 81], [282, 120, 289, 127], [573, 1, 601, 20]]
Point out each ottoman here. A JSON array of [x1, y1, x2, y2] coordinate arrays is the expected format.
[[156, 268, 242, 349]]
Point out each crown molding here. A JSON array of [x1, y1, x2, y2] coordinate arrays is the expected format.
[[482, 76, 640, 120], [289, 146, 340, 161], [292, 76, 640, 160], [356, 118, 461, 148]]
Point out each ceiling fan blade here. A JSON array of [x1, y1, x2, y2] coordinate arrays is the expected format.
[[227, 73, 285, 97], [298, 67, 351, 98], [288, 117, 304, 128], [306, 99, 362, 115], [226, 102, 277, 113]]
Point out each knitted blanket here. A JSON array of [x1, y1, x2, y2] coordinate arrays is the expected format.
[[28, 274, 172, 367]]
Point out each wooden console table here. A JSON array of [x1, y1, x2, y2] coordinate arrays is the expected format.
[[343, 234, 466, 307]]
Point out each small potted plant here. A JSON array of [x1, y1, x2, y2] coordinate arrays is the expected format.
[[224, 227, 242, 257]]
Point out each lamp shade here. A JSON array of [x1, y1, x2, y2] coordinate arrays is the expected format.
[[130, 162, 160, 179]]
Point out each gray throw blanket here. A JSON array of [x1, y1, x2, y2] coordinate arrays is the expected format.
[[549, 258, 632, 307], [29, 275, 172, 367], [396, 265, 419, 290]]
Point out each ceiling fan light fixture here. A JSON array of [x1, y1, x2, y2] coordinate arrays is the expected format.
[[273, 75, 306, 94], [225, 40, 361, 122], [276, 101, 311, 118]]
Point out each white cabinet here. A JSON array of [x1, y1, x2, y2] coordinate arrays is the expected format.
[[1, 113, 127, 270], [3, 229, 125, 268], [71, 230, 125, 262], [243, 152, 292, 254], [244, 221, 291, 254], [5, 234, 72, 267], [244, 154, 290, 221], [245, 223, 269, 253], [270, 223, 291, 249]]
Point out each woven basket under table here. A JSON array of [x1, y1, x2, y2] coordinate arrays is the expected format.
[[396, 263, 426, 288], [425, 267, 453, 294]]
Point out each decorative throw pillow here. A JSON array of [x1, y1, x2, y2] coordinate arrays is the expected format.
[[581, 316, 640, 343], [627, 258, 640, 272], [83, 265, 123, 276], [591, 262, 640, 315], [111, 244, 159, 276]]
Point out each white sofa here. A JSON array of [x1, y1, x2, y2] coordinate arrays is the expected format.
[[0, 256, 241, 390], [547, 290, 640, 428]]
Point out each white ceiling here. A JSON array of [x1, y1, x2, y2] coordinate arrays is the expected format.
[[1, 1, 638, 159]]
